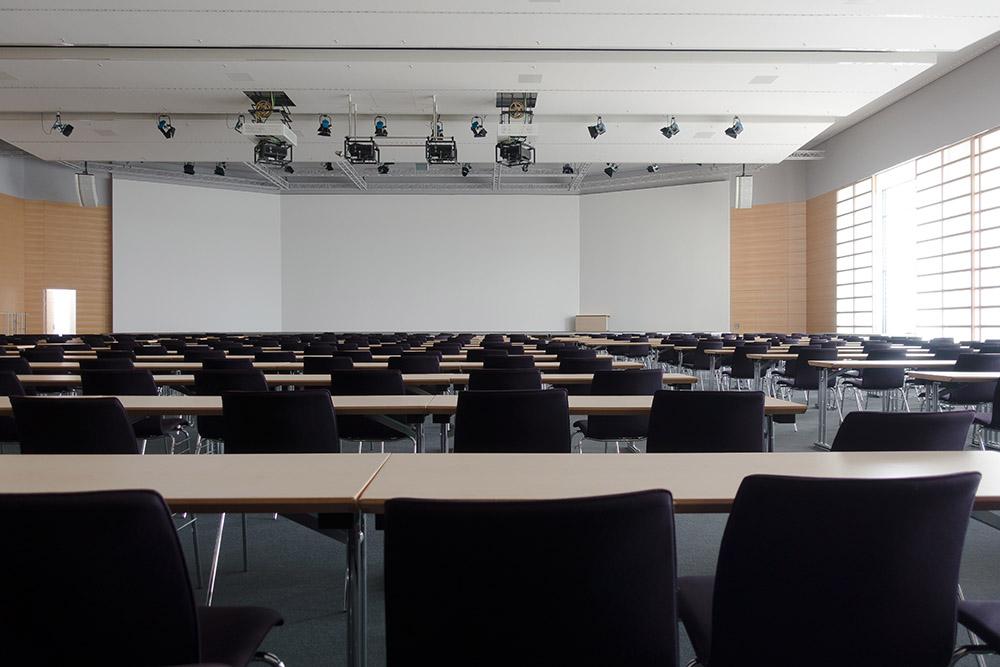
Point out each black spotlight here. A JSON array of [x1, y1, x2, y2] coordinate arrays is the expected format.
[[647, 164, 659, 173], [374, 115, 388, 137], [157, 114, 176, 139], [51, 112, 73, 137], [324, 161, 334, 171], [660, 116, 679, 139], [470, 115, 487, 138], [461, 163, 471, 177], [725, 116, 744, 139], [377, 163, 390, 175], [213, 162, 226, 177], [183, 162, 195, 175], [562, 164, 575, 175], [317, 114, 333, 137], [603, 162, 618, 178], [284, 164, 295, 174], [587, 116, 606, 140]]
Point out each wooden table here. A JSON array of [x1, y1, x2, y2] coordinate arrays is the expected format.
[[807, 359, 959, 449], [0, 452, 388, 667], [27, 360, 645, 372]]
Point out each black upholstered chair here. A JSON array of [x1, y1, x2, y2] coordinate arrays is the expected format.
[[330, 369, 415, 452], [483, 354, 535, 369], [831, 410, 974, 452], [454, 389, 570, 453], [0, 371, 25, 446], [254, 351, 296, 362], [465, 368, 542, 391], [184, 349, 226, 362], [465, 348, 507, 362], [79, 357, 135, 370], [303, 356, 354, 374], [384, 490, 678, 667], [192, 370, 268, 448], [10, 396, 138, 454], [574, 369, 663, 453], [939, 353, 1000, 409], [202, 358, 254, 370], [646, 390, 765, 453], [678, 473, 981, 667], [21, 347, 64, 362], [0, 489, 283, 666]]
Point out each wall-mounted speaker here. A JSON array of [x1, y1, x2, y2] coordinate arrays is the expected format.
[[76, 172, 98, 208], [734, 174, 753, 209]]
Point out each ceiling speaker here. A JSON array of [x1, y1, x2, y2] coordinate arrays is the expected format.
[[735, 175, 753, 209], [76, 172, 98, 208]]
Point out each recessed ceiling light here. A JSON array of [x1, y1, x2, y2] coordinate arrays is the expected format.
[[749, 75, 779, 85]]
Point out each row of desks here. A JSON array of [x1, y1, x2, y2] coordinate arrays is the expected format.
[[18, 360, 646, 372], [2, 448, 994, 667]]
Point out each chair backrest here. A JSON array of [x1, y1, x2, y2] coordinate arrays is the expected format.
[[0, 357, 33, 374], [857, 348, 907, 387], [558, 357, 613, 374], [20, 347, 64, 361], [706, 473, 980, 667], [78, 357, 135, 370], [135, 345, 167, 356], [831, 410, 974, 451], [946, 353, 1000, 404], [646, 390, 765, 453], [80, 369, 158, 396], [341, 350, 375, 362], [583, 370, 665, 440], [387, 354, 441, 374], [482, 354, 536, 369], [384, 490, 678, 667], [222, 390, 339, 454], [466, 348, 507, 361], [790, 347, 838, 388], [193, 369, 268, 395], [0, 371, 25, 397], [183, 349, 226, 362], [727, 344, 768, 378], [466, 369, 543, 391], [255, 350, 296, 362], [96, 349, 136, 360], [303, 356, 355, 374], [454, 389, 571, 453], [0, 489, 200, 664], [330, 369, 405, 395], [556, 348, 597, 360], [304, 343, 338, 356], [11, 396, 139, 454]]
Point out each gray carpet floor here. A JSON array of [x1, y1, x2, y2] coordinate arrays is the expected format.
[[175, 402, 1000, 667]]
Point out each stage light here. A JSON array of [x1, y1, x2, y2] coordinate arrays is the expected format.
[[317, 114, 333, 137], [660, 116, 679, 139], [461, 163, 471, 177], [378, 163, 391, 175], [284, 164, 295, 174], [214, 162, 226, 176], [725, 116, 743, 139], [603, 162, 618, 178], [647, 164, 659, 173], [588, 116, 606, 140], [157, 114, 176, 139], [51, 112, 73, 137], [374, 115, 388, 137], [183, 162, 195, 175], [324, 161, 334, 171], [470, 115, 487, 138], [562, 164, 574, 175]]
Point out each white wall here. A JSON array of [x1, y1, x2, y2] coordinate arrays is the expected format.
[[112, 178, 282, 331], [0, 152, 112, 205], [807, 44, 1000, 198], [579, 181, 731, 332], [280, 195, 581, 331]]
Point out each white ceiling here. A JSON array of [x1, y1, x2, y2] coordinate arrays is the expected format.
[[0, 1, 997, 174]]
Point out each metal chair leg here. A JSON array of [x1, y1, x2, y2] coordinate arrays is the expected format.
[[241, 512, 249, 573], [191, 516, 203, 589], [206, 512, 226, 606]]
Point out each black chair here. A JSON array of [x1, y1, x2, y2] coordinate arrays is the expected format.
[[940, 353, 1000, 409], [136, 344, 168, 356], [773, 347, 838, 405], [254, 351, 296, 362], [574, 370, 663, 453], [0, 371, 25, 445], [646, 390, 765, 453], [330, 369, 415, 452], [184, 349, 226, 362], [0, 489, 282, 666], [96, 349, 136, 360], [303, 356, 354, 374], [482, 354, 535, 369], [678, 473, 981, 667], [192, 370, 268, 448], [719, 344, 768, 390], [303, 343, 338, 356], [11, 396, 138, 454], [21, 347, 64, 362], [80, 369, 191, 453], [840, 347, 908, 411], [555, 348, 597, 361], [385, 490, 678, 667], [79, 357, 135, 370], [340, 350, 374, 362], [465, 348, 508, 362], [387, 354, 441, 374], [202, 358, 254, 370], [466, 369, 542, 391], [454, 389, 571, 453], [831, 410, 974, 452], [0, 357, 33, 375]]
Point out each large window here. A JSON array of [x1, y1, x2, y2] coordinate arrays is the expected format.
[[835, 125, 1000, 340]]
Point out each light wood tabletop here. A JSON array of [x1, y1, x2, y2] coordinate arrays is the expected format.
[[808, 359, 957, 369], [425, 394, 806, 416], [907, 371, 1000, 383], [357, 451, 1000, 513], [27, 360, 645, 372], [0, 453, 389, 513], [16, 371, 698, 388]]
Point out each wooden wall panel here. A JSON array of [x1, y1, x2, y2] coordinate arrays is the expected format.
[[0, 193, 26, 316], [0, 192, 111, 334], [806, 190, 837, 333], [730, 201, 807, 333]]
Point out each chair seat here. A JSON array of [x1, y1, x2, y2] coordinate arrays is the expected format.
[[199, 605, 284, 666], [677, 575, 713, 664], [958, 600, 1000, 650]]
